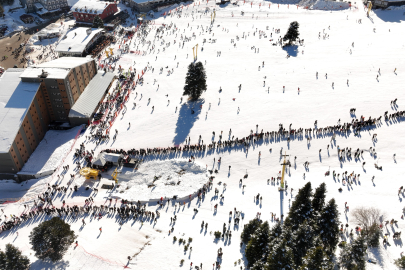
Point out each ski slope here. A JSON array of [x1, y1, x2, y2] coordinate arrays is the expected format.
[[1, 1, 405, 269]]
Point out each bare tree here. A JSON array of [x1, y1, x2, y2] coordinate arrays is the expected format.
[[351, 206, 382, 234]]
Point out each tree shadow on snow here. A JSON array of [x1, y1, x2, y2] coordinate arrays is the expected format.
[[30, 259, 70, 270], [173, 99, 204, 145], [282, 45, 298, 57]]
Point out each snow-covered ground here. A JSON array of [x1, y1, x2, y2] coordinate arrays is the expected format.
[[18, 125, 82, 176], [1, 0, 405, 269], [0, 3, 43, 36], [112, 160, 208, 201]]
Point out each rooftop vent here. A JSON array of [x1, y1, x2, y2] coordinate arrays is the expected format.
[[38, 69, 48, 78]]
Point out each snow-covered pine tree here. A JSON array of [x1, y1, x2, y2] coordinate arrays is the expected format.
[[338, 236, 367, 270], [241, 218, 261, 244], [29, 217, 77, 262], [317, 198, 340, 255], [290, 220, 316, 267], [92, 16, 104, 29], [283, 21, 300, 45], [0, 243, 30, 270], [268, 222, 283, 243], [245, 221, 270, 266], [183, 61, 207, 100], [266, 239, 296, 270], [299, 245, 333, 270], [395, 255, 405, 268], [312, 182, 326, 214], [350, 236, 367, 270], [284, 182, 313, 231], [250, 260, 266, 270]]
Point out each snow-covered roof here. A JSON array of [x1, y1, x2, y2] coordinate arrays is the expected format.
[[72, 0, 111, 13], [93, 152, 123, 166], [0, 69, 40, 153], [20, 67, 70, 79], [55, 27, 103, 54], [36, 57, 94, 69], [21, 57, 95, 80], [69, 72, 115, 119], [37, 28, 61, 36]]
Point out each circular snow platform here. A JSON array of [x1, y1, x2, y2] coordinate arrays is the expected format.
[[111, 160, 208, 202]]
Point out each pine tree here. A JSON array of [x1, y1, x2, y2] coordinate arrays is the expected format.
[[299, 245, 333, 270], [290, 220, 316, 266], [245, 221, 270, 266], [366, 224, 380, 247], [268, 222, 283, 243], [29, 217, 77, 262], [395, 255, 405, 268], [0, 5, 4, 17], [317, 198, 340, 255], [266, 239, 296, 270], [312, 182, 326, 214], [183, 61, 207, 100], [241, 218, 261, 244], [283, 21, 300, 45], [250, 261, 266, 270], [338, 236, 367, 270], [0, 244, 30, 270], [92, 16, 104, 29], [284, 182, 313, 231]]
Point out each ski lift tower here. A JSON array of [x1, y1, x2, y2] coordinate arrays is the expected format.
[[279, 152, 289, 224]]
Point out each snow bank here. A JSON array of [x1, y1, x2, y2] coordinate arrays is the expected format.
[[19, 126, 82, 175], [386, 4, 405, 9], [310, 0, 350, 9], [111, 160, 208, 201]]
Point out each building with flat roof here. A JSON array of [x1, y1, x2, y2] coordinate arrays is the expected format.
[[0, 69, 45, 177], [56, 27, 104, 57], [21, 57, 98, 122], [0, 57, 99, 177], [72, 0, 118, 23], [69, 72, 115, 126]]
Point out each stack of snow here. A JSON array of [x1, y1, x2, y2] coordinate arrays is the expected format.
[[111, 160, 208, 202], [310, 0, 350, 9], [386, 4, 405, 9]]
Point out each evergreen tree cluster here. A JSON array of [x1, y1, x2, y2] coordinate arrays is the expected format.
[[242, 182, 341, 270], [29, 217, 77, 262], [0, 244, 30, 270], [183, 61, 207, 100]]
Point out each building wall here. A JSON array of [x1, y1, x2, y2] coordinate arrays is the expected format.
[[35, 86, 51, 129], [72, 3, 118, 22], [37, 60, 97, 122], [0, 152, 17, 174], [14, 128, 30, 166]]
